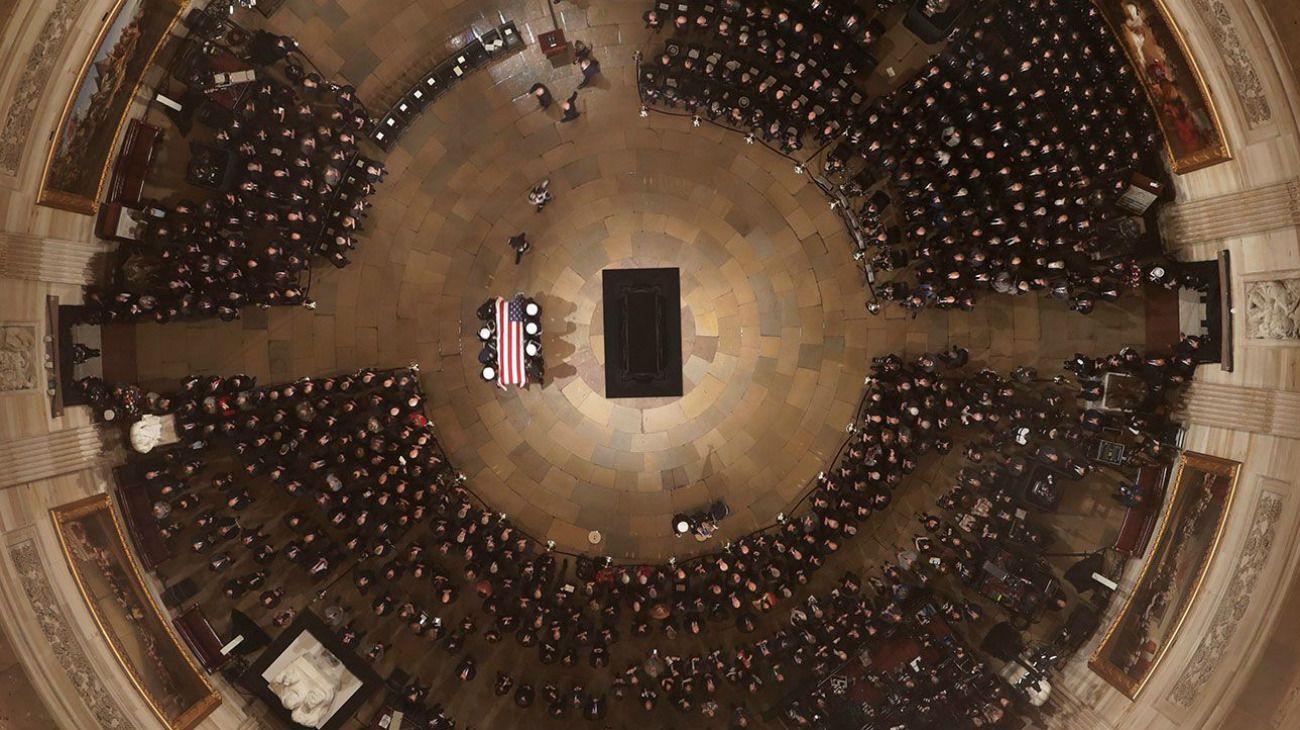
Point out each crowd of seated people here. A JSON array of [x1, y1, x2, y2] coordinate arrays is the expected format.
[[83, 33, 385, 324], [830, 0, 1170, 313], [826, 350, 1081, 631], [639, 0, 902, 153], [95, 356, 987, 726], [90, 333, 1200, 727], [641, 0, 1175, 315], [910, 343, 1191, 606], [781, 571, 1016, 728], [88, 359, 826, 720], [780, 341, 1195, 728]]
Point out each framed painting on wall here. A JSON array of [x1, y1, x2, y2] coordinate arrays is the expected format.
[[1088, 451, 1241, 698], [51, 493, 220, 729], [37, 0, 185, 214], [1092, 0, 1232, 174]]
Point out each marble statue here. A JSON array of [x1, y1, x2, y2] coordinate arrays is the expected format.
[[128, 414, 179, 453], [267, 646, 347, 728]]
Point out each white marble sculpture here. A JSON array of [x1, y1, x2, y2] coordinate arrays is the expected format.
[[1245, 279, 1300, 340], [128, 414, 179, 453], [267, 647, 347, 728]]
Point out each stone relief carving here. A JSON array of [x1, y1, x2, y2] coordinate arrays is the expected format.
[[0, 0, 88, 176], [1167, 491, 1285, 708], [1187, 0, 1272, 129], [0, 323, 38, 392], [1245, 278, 1300, 340], [8, 539, 136, 729]]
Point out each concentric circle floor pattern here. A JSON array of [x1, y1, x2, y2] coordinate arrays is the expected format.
[[131, 0, 1147, 561], [428, 128, 873, 559]]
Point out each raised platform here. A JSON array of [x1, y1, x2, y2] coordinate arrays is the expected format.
[[602, 267, 683, 398]]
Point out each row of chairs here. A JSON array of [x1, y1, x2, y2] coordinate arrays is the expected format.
[[369, 22, 526, 150], [313, 154, 385, 262], [657, 37, 868, 114], [662, 33, 875, 92], [653, 0, 891, 54]]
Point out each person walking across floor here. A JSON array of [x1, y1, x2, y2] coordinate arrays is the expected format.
[[560, 91, 581, 122], [508, 233, 531, 264]]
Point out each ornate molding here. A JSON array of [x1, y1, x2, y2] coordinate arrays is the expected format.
[[1167, 490, 1285, 707], [8, 538, 136, 730], [0, 322, 38, 392], [1161, 178, 1300, 247], [1188, 0, 1272, 129], [0, 0, 89, 176]]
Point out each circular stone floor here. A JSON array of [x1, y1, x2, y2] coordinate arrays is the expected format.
[[426, 125, 873, 560], [131, 0, 1141, 560]]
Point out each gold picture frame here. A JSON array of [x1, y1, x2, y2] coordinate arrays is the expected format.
[[1091, 0, 1232, 174], [1088, 451, 1241, 698], [37, 0, 187, 215], [51, 493, 220, 729]]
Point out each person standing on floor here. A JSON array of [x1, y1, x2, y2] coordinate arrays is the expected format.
[[508, 233, 531, 264], [577, 57, 602, 89], [560, 91, 581, 122], [529, 82, 553, 110], [572, 40, 592, 64], [528, 179, 553, 212]]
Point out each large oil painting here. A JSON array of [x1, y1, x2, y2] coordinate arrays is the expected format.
[[1089, 451, 1240, 698], [52, 494, 220, 729], [1093, 0, 1231, 174], [38, 0, 184, 214]]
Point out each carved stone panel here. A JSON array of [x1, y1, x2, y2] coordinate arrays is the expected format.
[[1245, 278, 1300, 340], [1188, 0, 1273, 129], [8, 538, 136, 729], [0, 0, 89, 176], [1167, 490, 1285, 708], [0, 323, 38, 392]]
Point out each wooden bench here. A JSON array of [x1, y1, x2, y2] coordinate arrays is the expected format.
[[1113, 464, 1170, 557], [113, 471, 173, 571], [173, 604, 232, 673]]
